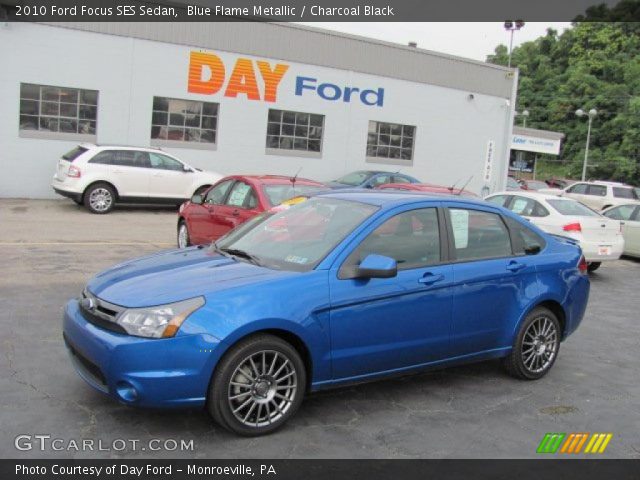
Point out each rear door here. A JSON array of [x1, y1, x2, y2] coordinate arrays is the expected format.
[[147, 152, 192, 200], [564, 183, 589, 206], [584, 184, 608, 210], [443, 203, 540, 356], [88, 150, 151, 198]]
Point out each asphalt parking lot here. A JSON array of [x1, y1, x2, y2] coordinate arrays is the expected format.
[[1, 198, 639, 459]]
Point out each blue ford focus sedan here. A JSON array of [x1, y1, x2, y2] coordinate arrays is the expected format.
[[63, 191, 590, 436]]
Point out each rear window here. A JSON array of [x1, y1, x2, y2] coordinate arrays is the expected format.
[[547, 199, 599, 217], [262, 184, 325, 207], [61, 146, 88, 162], [612, 187, 638, 199]]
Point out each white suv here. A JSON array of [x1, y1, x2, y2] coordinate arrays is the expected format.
[[555, 181, 640, 211], [52, 144, 222, 213]]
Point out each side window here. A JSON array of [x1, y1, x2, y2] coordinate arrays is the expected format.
[[604, 205, 636, 221], [204, 180, 233, 205], [226, 182, 256, 209], [149, 153, 184, 171], [392, 175, 412, 184], [449, 208, 512, 261], [370, 175, 391, 187], [341, 208, 441, 275], [486, 195, 510, 207], [506, 218, 546, 255], [89, 151, 115, 165], [509, 196, 535, 216], [568, 183, 588, 194], [587, 185, 607, 197]]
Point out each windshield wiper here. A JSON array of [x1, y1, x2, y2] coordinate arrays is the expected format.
[[217, 246, 262, 266]]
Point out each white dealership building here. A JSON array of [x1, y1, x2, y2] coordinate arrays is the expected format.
[[0, 20, 518, 198]]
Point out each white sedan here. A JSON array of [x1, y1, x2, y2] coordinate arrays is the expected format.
[[602, 204, 640, 258], [486, 191, 624, 272]]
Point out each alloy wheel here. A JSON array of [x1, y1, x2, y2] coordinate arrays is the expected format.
[[178, 223, 189, 248], [521, 315, 558, 374], [89, 188, 113, 212]]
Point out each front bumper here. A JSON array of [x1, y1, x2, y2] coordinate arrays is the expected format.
[[62, 299, 223, 408]]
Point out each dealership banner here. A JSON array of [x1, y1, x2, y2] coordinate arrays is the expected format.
[[0, 0, 625, 22], [3, 459, 640, 480]]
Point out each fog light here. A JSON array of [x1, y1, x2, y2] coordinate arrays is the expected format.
[[116, 381, 139, 402]]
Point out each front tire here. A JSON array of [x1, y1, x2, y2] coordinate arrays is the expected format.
[[208, 334, 306, 436], [177, 220, 191, 248], [84, 183, 116, 214], [504, 307, 560, 380], [587, 262, 601, 273]]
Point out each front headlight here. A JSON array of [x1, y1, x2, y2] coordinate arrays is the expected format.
[[116, 297, 205, 339]]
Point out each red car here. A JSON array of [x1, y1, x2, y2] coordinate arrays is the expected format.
[[376, 182, 478, 198], [177, 175, 326, 247]]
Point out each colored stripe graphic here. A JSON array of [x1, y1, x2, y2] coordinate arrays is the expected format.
[[584, 433, 613, 454], [537, 433, 566, 453], [560, 433, 589, 453]]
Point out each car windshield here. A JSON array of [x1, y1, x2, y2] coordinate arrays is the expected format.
[[507, 177, 520, 188], [334, 171, 374, 186], [527, 181, 548, 190], [547, 199, 599, 217], [214, 197, 378, 272], [612, 187, 638, 199], [262, 184, 326, 207]]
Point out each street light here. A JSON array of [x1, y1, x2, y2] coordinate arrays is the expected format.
[[575, 108, 597, 181], [504, 20, 525, 68], [516, 109, 530, 128]]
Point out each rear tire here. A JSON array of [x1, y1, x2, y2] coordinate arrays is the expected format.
[[83, 182, 116, 214], [503, 307, 560, 380], [587, 262, 601, 273], [207, 334, 306, 436], [177, 220, 191, 249]]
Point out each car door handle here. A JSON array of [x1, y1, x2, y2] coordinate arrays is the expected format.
[[506, 261, 526, 272], [418, 273, 444, 285]]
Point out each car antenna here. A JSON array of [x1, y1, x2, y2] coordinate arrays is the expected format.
[[448, 177, 463, 193], [456, 176, 474, 195], [291, 166, 303, 190]]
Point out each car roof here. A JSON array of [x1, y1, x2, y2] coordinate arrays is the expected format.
[[225, 175, 324, 186], [489, 191, 576, 202], [316, 189, 488, 208], [80, 143, 172, 154]]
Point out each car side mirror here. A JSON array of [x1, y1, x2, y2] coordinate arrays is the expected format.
[[191, 194, 203, 205], [356, 254, 397, 279], [183, 165, 193, 173]]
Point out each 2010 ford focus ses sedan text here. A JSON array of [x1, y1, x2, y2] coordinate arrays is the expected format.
[[62, 192, 590, 436]]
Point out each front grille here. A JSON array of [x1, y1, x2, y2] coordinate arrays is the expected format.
[[79, 289, 127, 335], [63, 334, 107, 387]]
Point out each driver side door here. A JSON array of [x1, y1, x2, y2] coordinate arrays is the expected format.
[[328, 206, 453, 380]]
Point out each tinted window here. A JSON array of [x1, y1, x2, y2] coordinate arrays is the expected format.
[[507, 177, 521, 189], [568, 183, 588, 194], [547, 199, 599, 217], [334, 171, 373, 186], [205, 180, 233, 205], [343, 208, 440, 272], [486, 195, 509, 207], [370, 174, 392, 187], [262, 184, 324, 207], [266, 109, 323, 153], [151, 96, 218, 144], [392, 175, 412, 184], [604, 205, 637, 221], [88, 151, 115, 165], [509, 196, 549, 217], [61, 146, 88, 162], [587, 185, 607, 196], [91, 150, 150, 168], [366, 121, 415, 162], [450, 209, 512, 261], [149, 153, 183, 171], [612, 187, 638, 199], [507, 218, 546, 255]]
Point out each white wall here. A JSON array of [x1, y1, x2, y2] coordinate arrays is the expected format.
[[0, 23, 513, 199]]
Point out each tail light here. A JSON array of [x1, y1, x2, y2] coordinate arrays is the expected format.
[[578, 255, 588, 274], [563, 222, 581, 232], [67, 165, 82, 178]]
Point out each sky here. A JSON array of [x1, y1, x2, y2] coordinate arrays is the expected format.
[[299, 22, 573, 62]]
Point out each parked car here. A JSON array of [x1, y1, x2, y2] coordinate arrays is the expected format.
[[518, 179, 550, 191], [507, 176, 524, 191], [546, 180, 640, 211], [63, 191, 590, 436], [52, 144, 222, 214], [326, 170, 419, 189], [177, 175, 326, 247], [376, 182, 478, 197], [486, 191, 624, 272], [602, 204, 640, 258], [545, 178, 574, 189]]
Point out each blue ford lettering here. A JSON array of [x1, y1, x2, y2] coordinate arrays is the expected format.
[[295, 76, 384, 106]]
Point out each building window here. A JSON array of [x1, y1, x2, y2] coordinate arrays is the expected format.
[[266, 109, 323, 154], [19, 83, 98, 137], [151, 97, 218, 148], [366, 121, 415, 163]]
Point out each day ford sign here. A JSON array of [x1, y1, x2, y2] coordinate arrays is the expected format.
[[188, 51, 384, 107], [511, 134, 561, 155]]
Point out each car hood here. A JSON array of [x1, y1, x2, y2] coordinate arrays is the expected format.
[[86, 247, 296, 307]]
